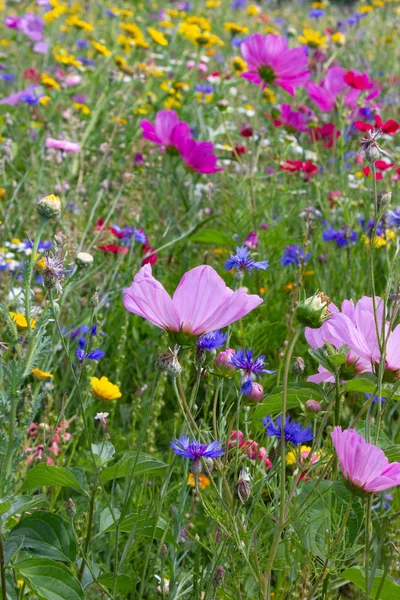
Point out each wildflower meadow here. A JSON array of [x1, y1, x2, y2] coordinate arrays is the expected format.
[[1, 0, 400, 598]]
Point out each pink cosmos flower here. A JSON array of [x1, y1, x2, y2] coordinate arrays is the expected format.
[[45, 138, 81, 153], [19, 14, 44, 42], [0, 85, 38, 106], [308, 67, 380, 113], [271, 103, 310, 133], [175, 136, 223, 174], [123, 264, 262, 335], [140, 110, 191, 149], [240, 33, 309, 96], [331, 427, 400, 493]]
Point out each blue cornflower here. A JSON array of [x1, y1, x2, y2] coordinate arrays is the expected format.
[[280, 245, 310, 267], [71, 325, 89, 339], [1, 73, 15, 82], [225, 246, 269, 274], [230, 0, 247, 9], [195, 83, 214, 95], [323, 227, 357, 247], [230, 348, 275, 395], [171, 435, 224, 460], [21, 93, 41, 105], [76, 39, 89, 48], [77, 58, 96, 67], [76, 348, 105, 362], [387, 208, 400, 229], [263, 415, 314, 445], [197, 330, 227, 352], [365, 393, 387, 404], [308, 9, 325, 18], [231, 36, 248, 47]]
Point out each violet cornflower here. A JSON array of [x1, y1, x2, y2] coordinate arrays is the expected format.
[[230, 348, 275, 395], [225, 246, 269, 274], [76, 348, 105, 363], [263, 415, 314, 445], [197, 330, 227, 352], [171, 435, 224, 473], [280, 245, 310, 267]]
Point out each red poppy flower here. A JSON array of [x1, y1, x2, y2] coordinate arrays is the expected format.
[[354, 114, 400, 135], [98, 244, 128, 254], [362, 161, 393, 180], [141, 244, 158, 266], [240, 125, 253, 138], [311, 123, 341, 148], [344, 70, 372, 90], [280, 160, 318, 178]]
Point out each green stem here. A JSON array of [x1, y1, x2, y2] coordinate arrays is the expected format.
[[365, 495, 372, 599], [334, 368, 341, 427], [1, 365, 19, 493], [24, 217, 47, 336], [0, 533, 7, 600], [78, 485, 97, 582], [265, 325, 304, 597]]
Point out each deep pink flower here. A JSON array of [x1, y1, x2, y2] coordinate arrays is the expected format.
[[240, 33, 309, 96], [331, 427, 400, 493], [4, 16, 21, 29], [271, 103, 310, 133], [176, 137, 223, 174], [311, 123, 341, 148], [280, 160, 318, 179], [307, 66, 360, 112], [45, 138, 80, 152], [123, 264, 263, 335], [344, 70, 373, 91], [140, 110, 191, 149]]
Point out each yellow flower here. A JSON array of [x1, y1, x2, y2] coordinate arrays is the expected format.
[[120, 23, 149, 48], [43, 3, 67, 24], [73, 102, 90, 115], [39, 96, 51, 106], [91, 40, 111, 56], [231, 56, 247, 74], [32, 368, 53, 380], [246, 4, 261, 15], [91, 376, 122, 401], [224, 22, 249, 35], [358, 5, 374, 13], [65, 15, 93, 31], [312, 1, 326, 7], [9, 312, 36, 330], [112, 116, 127, 125], [286, 446, 322, 466], [206, 0, 221, 6], [53, 46, 82, 67], [41, 74, 60, 90], [188, 473, 211, 490], [331, 32, 345, 46], [263, 88, 277, 103], [148, 27, 168, 46], [0, 188, 5, 198], [284, 282, 294, 292], [298, 28, 328, 49]]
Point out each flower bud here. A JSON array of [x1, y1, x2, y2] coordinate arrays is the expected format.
[[156, 345, 182, 377], [215, 348, 235, 372], [243, 230, 258, 250], [190, 457, 203, 475], [75, 252, 94, 269], [36, 194, 61, 219], [246, 382, 264, 403], [234, 468, 251, 503], [203, 457, 214, 474], [65, 498, 76, 518], [305, 399, 321, 413], [212, 567, 225, 588], [90, 292, 99, 307], [217, 99, 229, 112], [365, 146, 381, 163], [296, 291, 330, 329], [292, 356, 306, 375], [160, 544, 168, 559]]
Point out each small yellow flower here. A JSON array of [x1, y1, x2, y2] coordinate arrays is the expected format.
[[231, 56, 247, 74], [284, 282, 294, 292], [0, 188, 6, 198], [73, 102, 90, 115], [206, 0, 221, 7], [32, 368, 53, 380], [331, 32, 345, 46], [91, 377, 122, 401], [91, 41, 111, 56], [53, 46, 82, 67], [246, 4, 261, 16], [39, 96, 51, 106], [298, 28, 328, 49], [286, 445, 321, 465], [41, 74, 60, 90], [263, 88, 277, 103], [148, 27, 168, 46], [65, 15, 93, 31], [358, 5, 374, 13], [188, 473, 211, 490], [9, 312, 36, 330], [224, 22, 249, 35], [112, 116, 128, 125]]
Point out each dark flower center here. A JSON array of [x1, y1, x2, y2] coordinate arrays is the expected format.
[[258, 65, 276, 84]]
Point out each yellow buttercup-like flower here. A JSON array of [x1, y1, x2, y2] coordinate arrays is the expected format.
[[231, 56, 247, 74], [298, 28, 328, 49], [41, 74, 60, 90], [9, 312, 36, 330], [91, 377, 122, 401], [148, 28, 168, 46], [65, 15, 93, 31], [331, 32, 345, 46], [91, 41, 111, 57], [32, 368, 53, 380], [224, 22, 249, 35]]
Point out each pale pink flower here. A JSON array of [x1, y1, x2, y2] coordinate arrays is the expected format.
[[240, 33, 309, 96], [331, 427, 400, 493], [46, 138, 80, 153], [123, 264, 262, 335]]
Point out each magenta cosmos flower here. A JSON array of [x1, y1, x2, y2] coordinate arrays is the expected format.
[[307, 67, 379, 113], [331, 427, 400, 493], [19, 14, 44, 42], [45, 138, 80, 153], [240, 33, 309, 96], [123, 264, 262, 335], [140, 110, 191, 149], [175, 137, 223, 174]]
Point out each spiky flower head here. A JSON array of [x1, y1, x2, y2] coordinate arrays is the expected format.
[[36, 194, 61, 219], [296, 291, 330, 328]]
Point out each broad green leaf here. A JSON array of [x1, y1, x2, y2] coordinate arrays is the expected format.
[[385, 445, 400, 462], [7, 511, 76, 563], [341, 566, 400, 599], [1, 495, 49, 524], [355, 421, 391, 450], [104, 513, 176, 546], [252, 383, 327, 431], [15, 558, 84, 600], [101, 452, 168, 483], [20, 464, 87, 495], [99, 507, 121, 534], [344, 373, 400, 400], [98, 573, 134, 592], [190, 228, 233, 246], [92, 442, 115, 466]]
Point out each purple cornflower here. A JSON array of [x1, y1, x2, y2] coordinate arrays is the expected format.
[[197, 330, 227, 352], [309, 9, 325, 18], [20, 14, 44, 42], [76, 348, 105, 362], [323, 227, 357, 247], [387, 208, 400, 229], [225, 246, 269, 274], [280, 245, 310, 267], [171, 435, 224, 472], [263, 415, 314, 445], [230, 348, 275, 395], [365, 393, 387, 403]]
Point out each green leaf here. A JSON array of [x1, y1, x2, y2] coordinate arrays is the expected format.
[[101, 452, 168, 483], [97, 573, 134, 592], [7, 511, 77, 563], [252, 383, 327, 431], [91, 442, 115, 466], [15, 558, 84, 600], [355, 421, 391, 450], [1, 495, 49, 524], [190, 228, 233, 246], [344, 373, 400, 400], [385, 445, 400, 462], [341, 566, 400, 599], [99, 507, 121, 534], [104, 513, 175, 546], [20, 464, 87, 495]]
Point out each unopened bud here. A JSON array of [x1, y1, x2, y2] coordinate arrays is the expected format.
[[156, 345, 182, 378], [37, 194, 61, 219], [203, 457, 214, 474], [217, 99, 229, 112], [65, 498, 76, 517], [305, 399, 321, 413], [377, 191, 391, 211], [365, 146, 381, 163], [90, 292, 99, 307], [215, 348, 235, 372], [212, 567, 225, 588], [292, 356, 306, 375], [160, 544, 168, 559], [190, 458, 203, 475], [234, 467, 251, 503], [296, 291, 330, 329], [75, 252, 94, 269], [246, 382, 264, 403]]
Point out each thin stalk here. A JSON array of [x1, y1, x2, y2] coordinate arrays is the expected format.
[[365, 495, 372, 598], [78, 485, 97, 582], [24, 217, 47, 336], [1, 364, 19, 492], [0, 533, 7, 600]]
